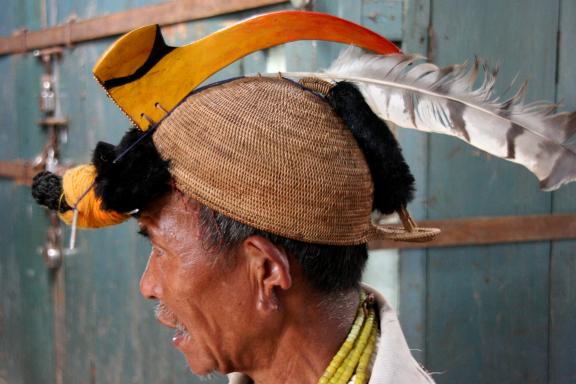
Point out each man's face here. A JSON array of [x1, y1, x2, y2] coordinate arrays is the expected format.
[[137, 192, 256, 375]]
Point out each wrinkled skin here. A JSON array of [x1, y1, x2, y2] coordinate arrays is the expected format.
[[138, 191, 358, 383]]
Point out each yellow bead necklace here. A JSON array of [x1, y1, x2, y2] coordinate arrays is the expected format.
[[318, 291, 379, 384]]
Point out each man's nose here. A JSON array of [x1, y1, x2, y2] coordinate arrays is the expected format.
[[139, 256, 162, 300]]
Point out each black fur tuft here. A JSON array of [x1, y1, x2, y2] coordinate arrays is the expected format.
[[327, 82, 415, 214], [92, 127, 171, 213], [31, 171, 71, 212]]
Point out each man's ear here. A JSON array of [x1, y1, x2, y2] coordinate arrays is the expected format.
[[241, 236, 292, 312]]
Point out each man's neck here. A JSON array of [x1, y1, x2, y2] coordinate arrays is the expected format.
[[247, 289, 360, 384]]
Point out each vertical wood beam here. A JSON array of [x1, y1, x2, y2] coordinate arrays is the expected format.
[[549, 0, 576, 382], [425, 1, 559, 382], [398, 0, 431, 366]]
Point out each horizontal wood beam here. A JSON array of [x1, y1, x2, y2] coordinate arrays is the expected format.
[[0, 0, 288, 56], [2, 159, 574, 248], [369, 214, 576, 249], [0, 160, 70, 185], [0, 160, 40, 185]]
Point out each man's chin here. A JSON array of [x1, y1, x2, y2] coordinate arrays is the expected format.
[[180, 350, 220, 377], [189, 365, 219, 382]]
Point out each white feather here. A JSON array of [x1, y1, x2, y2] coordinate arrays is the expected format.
[[277, 47, 576, 191]]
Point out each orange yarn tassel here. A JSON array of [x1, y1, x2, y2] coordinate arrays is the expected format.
[[58, 164, 129, 228]]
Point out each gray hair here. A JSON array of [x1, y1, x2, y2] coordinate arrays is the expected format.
[[197, 204, 368, 294]]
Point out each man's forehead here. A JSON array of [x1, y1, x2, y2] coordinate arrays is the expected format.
[[137, 191, 199, 226]]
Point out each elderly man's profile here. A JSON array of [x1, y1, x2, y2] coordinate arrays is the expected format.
[[30, 10, 576, 384]]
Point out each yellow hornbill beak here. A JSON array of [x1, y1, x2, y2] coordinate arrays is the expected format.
[[92, 10, 400, 130]]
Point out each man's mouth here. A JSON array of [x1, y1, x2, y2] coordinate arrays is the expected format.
[[172, 323, 190, 346], [155, 303, 190, 347]]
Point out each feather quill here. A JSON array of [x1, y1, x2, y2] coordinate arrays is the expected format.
[[280, 47, 576, 191]]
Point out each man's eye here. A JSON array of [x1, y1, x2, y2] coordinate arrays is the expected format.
[[137, 228, 149, 238]]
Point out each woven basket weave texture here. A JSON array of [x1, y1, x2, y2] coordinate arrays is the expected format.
[[153, 77, 375, 245]]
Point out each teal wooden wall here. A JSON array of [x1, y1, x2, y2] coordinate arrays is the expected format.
[[426, 1, 554, 381], [0, 3, 55, 383], [0, 1, 574, 384], [403, 1, 576, 383]]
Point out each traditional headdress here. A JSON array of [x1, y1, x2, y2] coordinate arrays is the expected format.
[[31, 11, 575, 246]]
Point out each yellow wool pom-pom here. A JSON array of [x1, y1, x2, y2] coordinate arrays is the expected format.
[[58, 164, 129, 228]]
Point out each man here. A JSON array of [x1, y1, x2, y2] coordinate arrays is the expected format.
[[31, 13, 439, 381], [33, 74, 436, 383], [130, 75, 436, 384], [32, 10, 573, 384]]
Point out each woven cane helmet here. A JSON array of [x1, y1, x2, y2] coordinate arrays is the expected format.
[[153, 77, 373, 245]]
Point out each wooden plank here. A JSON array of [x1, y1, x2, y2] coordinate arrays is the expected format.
[[370, 214, 576, 250], [0, 160, 71, 185], [0, 50, 26, 384], [397, 0, 430, 366], [15, 55, 59, 384], [0, 183, 22, 384], [0, 0, 288, 56], [549, 0, 576, 382], [362, 0, 403, 41], [312, 0, 363, 69], [425, 0, 559, 382], [1, 6, 61, 382], [0, 160, 38, 184], [0, 51, 56, 384]]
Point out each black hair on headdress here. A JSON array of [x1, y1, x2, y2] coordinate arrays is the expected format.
[[327, 81, 415, 214], [31, 171, 71, 212], [92, 127, 171, 212], [30, 128, 170, 215]]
